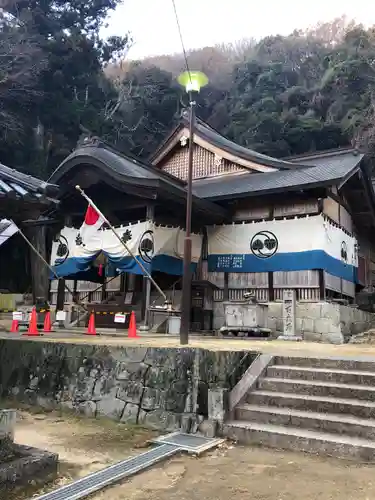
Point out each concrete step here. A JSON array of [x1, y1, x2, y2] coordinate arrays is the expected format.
[[248, 390, 375, 418], [274, 356, 375, 372], [236, 404, 375, 440], [222, 420, 375, 461], [267, 365, 375, 386], [258, 377, 375, 401]]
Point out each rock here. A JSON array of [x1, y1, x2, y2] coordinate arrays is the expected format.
[[349, 328, 375, 344], [122, 347, 148, 363], [121, 403, 139, 424], [92, 375, 119, 401], [180, 414, 192, 433], [144, 409, 181, 431], [208, 388, 229, 422], [116, 362, 149, 381], [145, 366, 174, 388], [72, 376, 95, 402], [96, 398, 125, 420], [141, 387, 165, 411], [118, 382, 144, 404], [198, 419, 218, 438], [78, 401, 97, 418]]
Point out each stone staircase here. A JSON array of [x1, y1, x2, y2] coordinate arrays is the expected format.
[[223, 356, 375, 460]]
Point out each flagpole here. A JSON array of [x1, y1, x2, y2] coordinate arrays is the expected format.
[[75, 185, 167, 301]]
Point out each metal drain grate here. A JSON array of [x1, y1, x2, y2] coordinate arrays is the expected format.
[[33, 443, 180, 500], [152, 432, 225, 454]]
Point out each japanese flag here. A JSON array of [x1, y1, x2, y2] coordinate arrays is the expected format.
[[77, 205, 105, 247]]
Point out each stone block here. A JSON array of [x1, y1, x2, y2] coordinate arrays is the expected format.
[[275, 319, 283, 332], [92, 376, 119, 401], [141, 387, 165, 411], [320, 303, 340, 323], [118, 382, 144, 405], [303, 331, 322, 342], [96, 398, 125, 420], [120, 347, 148, 364], [321, 331, 344, 345], [314, 318, 340, 335], [145, 365, 174, 388], [72, 376, 95, 402], [180, 414, 192, 433], [116, 362, 149, 381], [268, 303, 282, 317], [165, 391, 187, 413], [208, 388, 229, 422], [297, 303, 321, 319], [301, 318, 315, 333], [267, 317, 277, 332], [198, 419, 218, 438], [295, 318, 303, 333], [78, 401, 96, 418], [0, 410, 16, 441], [144, 409, 181, 431], [121, 403, 139, 424]]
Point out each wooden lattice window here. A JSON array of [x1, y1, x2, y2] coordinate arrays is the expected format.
[[161, 144, 247, 180]]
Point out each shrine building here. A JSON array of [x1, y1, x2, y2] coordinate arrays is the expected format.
[[45, 113, 375, 339]]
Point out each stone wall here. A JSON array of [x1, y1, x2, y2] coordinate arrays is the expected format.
[[0, 410, 15, 441], [268, 301, 375, 344], [0, 340, 256, 431]]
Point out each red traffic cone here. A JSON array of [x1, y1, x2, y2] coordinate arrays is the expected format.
[[23, 307, 41, 336], [86, 312, 97, 335], [10, 319, 19, 333], [128, 311, 139, 338], [43, 311, 52, 333]]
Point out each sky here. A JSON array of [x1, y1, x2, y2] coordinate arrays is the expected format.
[[102, 0, 375, 60]]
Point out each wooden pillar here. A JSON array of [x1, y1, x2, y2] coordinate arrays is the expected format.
[[268, 272, 274, 302], [223, 273, 229, 301], [29, 225, 49, 304], [318, 270, 325, 301], [141, 204, 154, 329], [101, 278, 107, 302], [56, 278, 65, 311]]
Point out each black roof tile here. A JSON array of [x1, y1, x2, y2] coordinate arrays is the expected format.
[[193, 152, 364, 200], [0, 163, 59, 203]]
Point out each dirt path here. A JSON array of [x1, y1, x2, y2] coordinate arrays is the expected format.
[[9, 409, 375, 500]]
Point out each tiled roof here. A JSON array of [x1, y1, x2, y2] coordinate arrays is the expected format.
[[193, 152, 364, 200], [49, 142, 229, 223], [192, 118, 310, 170], [50, 143, 186, 187], [0, 163, 59, 203], [150, 114, 313, 170]]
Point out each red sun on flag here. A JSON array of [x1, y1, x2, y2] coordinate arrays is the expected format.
[[84, 205, 101, 226]]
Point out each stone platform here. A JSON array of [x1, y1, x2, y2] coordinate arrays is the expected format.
[[0, 409, 57, 497]]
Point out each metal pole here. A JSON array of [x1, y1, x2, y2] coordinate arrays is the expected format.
[[17, 225, 87, 312], [179, 95, 195, 345], [75, 185, 167, 301]]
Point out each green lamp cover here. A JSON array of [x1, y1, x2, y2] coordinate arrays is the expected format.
[[177, 71, 209, 92]]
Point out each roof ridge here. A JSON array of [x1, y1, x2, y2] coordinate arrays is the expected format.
[[286, 147, 357, 161], [73, 138, 187, 187]]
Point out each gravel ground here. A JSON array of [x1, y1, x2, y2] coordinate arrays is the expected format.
[[8, 408, 375, 500]]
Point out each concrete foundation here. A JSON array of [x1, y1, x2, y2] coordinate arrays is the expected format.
[[267, 301, 375, 344]]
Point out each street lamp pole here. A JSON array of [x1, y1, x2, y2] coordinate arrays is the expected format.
[[180, 93, 196, 345], [177, 71, 208, 346]]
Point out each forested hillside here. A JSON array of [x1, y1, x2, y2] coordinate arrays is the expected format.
[[1, 7, 374, 178]]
